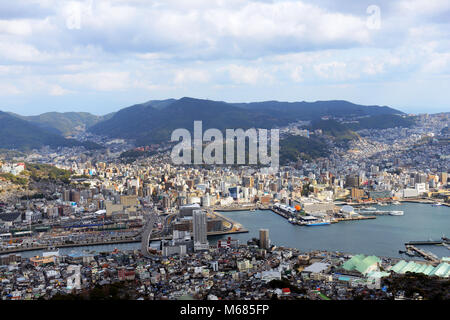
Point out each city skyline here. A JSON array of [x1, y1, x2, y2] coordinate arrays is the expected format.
[[0, 0, 449, 305], [1, 0, 450, 115]]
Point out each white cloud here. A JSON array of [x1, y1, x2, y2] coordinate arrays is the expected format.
[[59, 72, 131, 91], [395, 0, 450, 16], [0, 0, 449, 113], [291, 66, 304, 82], [314, 61, 358, 80], [223, 64, 272, 85], [174, 69, 210, 84], [49, 85, 72, 96], [0, 83, 21, 95], [0, 41, 46, 62]]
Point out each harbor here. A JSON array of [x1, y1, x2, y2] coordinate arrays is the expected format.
[[269, 205, 377, 226], [4, 203, 449, 260], [213, 203, 450, 260]]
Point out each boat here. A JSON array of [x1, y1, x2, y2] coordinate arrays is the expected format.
[[378, 203, 387, 206], [405, 250, 416, 257], [392, 201, 401, 205], [432, 203, 442, 207], [364, 206, 376, 210], [389, 211, 404, 216], [305, 221, 331, 226]]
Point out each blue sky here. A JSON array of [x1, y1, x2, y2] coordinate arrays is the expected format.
[[0, 0, 449, 115]]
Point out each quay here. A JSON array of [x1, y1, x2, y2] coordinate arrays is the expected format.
[[270, 207, 376, 223], [211, 205, 259, 212], [358, 210, 397, 215], [336, 216, 376, 221], [0, 237, 142, 255], [270, 207, 290, 219], [405, 237, 449, 246], [0, 229, 249, 255]]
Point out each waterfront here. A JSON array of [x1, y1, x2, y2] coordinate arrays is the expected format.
[[213, 203, 450, 259], [9, 203, 449, 260]]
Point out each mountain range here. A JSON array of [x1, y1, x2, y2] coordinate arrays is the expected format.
[[89, 97, 407, 145], [9, 111, 114, 137], [0, 97, 412, 151], [0, 111, 100, 151]]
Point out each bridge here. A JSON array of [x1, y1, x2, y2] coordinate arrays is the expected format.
[[140, 212, 158, 257]]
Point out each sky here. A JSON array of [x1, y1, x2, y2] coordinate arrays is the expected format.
[[0, 0, 449, 115]]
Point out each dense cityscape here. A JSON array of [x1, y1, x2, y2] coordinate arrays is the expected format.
[[0, 111, 448, 301], [0, 0, 449, 310]]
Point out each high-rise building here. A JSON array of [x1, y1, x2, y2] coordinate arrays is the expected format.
[[345, 174, 359, 188], [415, 173, 427, 184], [63, 190, 70, 202], [259, 229, 270, 249], [351, 188, 365, 201], [201, 193, 210, 207], [70, 190, 80, 203], [440, 172, 448, 185], [243, 176, 254, 188], [193, 210, 209, 251]]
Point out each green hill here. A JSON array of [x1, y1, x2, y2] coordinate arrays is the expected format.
[[233, 100, 404, 120], [280, 135, 330, 164], [89, 97, 403, 145], [11, 111, 114, 137], [310, 119, 359, 142], [90, 97, 287, 145], [344, 114, 416, 130], [0, 111, 101, 151]]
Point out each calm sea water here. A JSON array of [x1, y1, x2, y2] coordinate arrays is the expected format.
[[13, 203, 450, 259], [213, 203, 450, 259]]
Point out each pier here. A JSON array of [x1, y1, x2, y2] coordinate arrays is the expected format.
[[357, 210, 401, 215], [270, 207, 377, 224], [405, 237, 449, 246], [270, 207, 290, 219], [405, 245, 440, 264], [336, 216, 376, 221]]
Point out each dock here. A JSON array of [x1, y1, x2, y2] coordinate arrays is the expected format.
[[336, 216, 376, 221], [358, 210, 401, 215], [405, 244, 440, 264], [405, 238, 449, 246], [270, 207, 290, 219], [270, 207, 376, 224]]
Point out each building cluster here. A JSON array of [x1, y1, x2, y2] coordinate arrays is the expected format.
[[2, 235, 444, 300], [0, 111, 448, 300]]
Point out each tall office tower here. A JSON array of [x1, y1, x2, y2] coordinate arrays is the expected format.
[[415, 173, 427, 184], [259, 229, 270, 249], [440, 172, 448, 185], [70, 190, 80, 203], [243, 176, 254, 188], [345, 174, 359, 188], [193, 210, 209, 251], [63, 189, 70, 202]]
